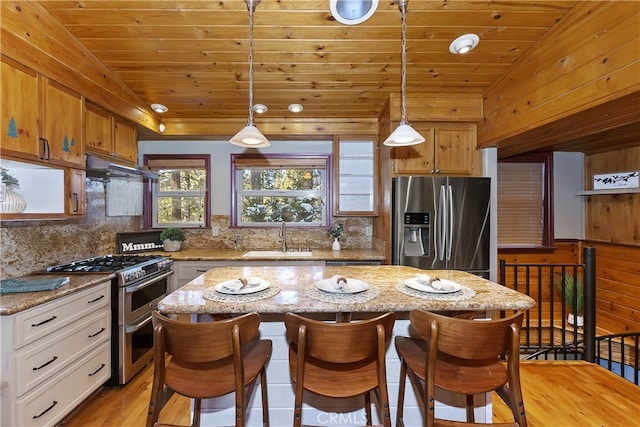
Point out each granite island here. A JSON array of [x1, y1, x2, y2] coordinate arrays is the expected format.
[[157, 265, 535, 427]]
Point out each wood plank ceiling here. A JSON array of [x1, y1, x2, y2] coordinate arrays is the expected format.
[[38, 0, 578, 124]]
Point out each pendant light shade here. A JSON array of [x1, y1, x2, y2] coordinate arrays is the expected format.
[[230, 0, 270, 148], [383, 0, 424, 147]]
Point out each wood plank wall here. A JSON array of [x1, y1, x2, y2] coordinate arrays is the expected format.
[[585, 241, 640, 334], [584, 146, 640, 245]]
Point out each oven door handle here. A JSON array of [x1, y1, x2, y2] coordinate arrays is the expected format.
[[125, 270, 174, 294], [125, 314, 153, 334]]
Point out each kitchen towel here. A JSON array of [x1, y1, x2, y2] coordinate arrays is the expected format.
[[0, 276, 69, 294]]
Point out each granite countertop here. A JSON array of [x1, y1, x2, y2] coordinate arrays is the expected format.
[[0, 274, 115, 315], [158, 265, 536, 315], [152, 247, 386, 262]]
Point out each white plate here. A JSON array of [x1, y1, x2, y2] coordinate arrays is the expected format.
[[214, 277, 270, 295], [404, 277, 462, 294], [314, 276, 370, 294]]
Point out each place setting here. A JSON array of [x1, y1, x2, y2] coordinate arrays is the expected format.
[[203, 276, 280, 303], [395, 273, 476, 301], [305, 275, 380, 304]]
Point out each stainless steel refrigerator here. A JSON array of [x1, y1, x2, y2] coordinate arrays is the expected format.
[[392, 176, 491, 277]]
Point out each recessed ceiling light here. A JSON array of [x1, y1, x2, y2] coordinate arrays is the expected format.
[[150, 103, 168, 113], [158, 123, 166, 134], [253, 104, 268, 114], [330, 0, 379, 26], [449, 33, 480, 55], [288, 104, 304, 113]]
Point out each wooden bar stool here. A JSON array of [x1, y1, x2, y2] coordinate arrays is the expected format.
[[283, 312, 395, 427], [395, 310, 527, 427], [146, 311, 272, 427]]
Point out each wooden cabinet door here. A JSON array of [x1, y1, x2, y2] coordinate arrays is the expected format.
[[393, 126, 435, 174], [0, 58, 39, 160], [434, 123, 475, 175], [66, 168, 86, 216], [85, 107, 112, 156], [41, 79, 84, 167], [113, 118, 138, 164]]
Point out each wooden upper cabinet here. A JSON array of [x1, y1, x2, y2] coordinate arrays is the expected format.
[[66, 168, 86, 216], [85, 106, 112, 156], [86, 106, 138, 165], [393, 123, 476, 175], [1, 57, 39, 160], [113, 118, 138, 164], [41, 79, 84, 168], [392, 127, 436, 174]]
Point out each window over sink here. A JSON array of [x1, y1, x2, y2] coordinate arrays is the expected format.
[[231, 154, 330, 227]]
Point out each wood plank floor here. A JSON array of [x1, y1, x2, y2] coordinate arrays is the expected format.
[[61, 360, 638, 426]]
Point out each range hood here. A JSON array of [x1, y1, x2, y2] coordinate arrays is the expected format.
[[86, 154, 159, 180]]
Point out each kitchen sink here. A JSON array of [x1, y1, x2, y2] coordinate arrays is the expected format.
[[242, 250, 313, 258]]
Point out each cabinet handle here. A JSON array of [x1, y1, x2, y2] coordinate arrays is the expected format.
[[88, 363, 106, 377], [39, 138, 50, 160], [31, 315, 57, 327], [33, 356, 58, 371], [72, 192, 79, 212], [88, 327, 106, 338], [196, 269, 208, 272], [32, 401, 58, 419], [88, 294, 105, 304]]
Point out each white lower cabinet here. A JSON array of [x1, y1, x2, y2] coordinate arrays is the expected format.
[[1, 281, 111, 427]]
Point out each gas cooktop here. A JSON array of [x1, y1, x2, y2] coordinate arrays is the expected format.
[[46, 254, 168, 273]]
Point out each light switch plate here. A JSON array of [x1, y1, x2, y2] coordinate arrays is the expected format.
[[211, 225, 219, 236]]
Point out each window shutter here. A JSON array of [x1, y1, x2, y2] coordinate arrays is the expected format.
[[498, 162, 544, 245]]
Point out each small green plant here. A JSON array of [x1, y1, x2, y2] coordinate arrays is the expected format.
[[160, 227, 186, 242], [554, 273, 584, 314], [0, 167, 19, 188], [326, 223, 345, 239]]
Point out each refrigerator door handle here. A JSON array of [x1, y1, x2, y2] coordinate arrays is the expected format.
[[437, 184, 446, 261], [447, 184, 454, 262]]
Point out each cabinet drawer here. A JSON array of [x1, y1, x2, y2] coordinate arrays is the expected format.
[[14, 281, 110, 348], [16, 342, 110, 427], [15, 309, 110, 396], [176, 261, 226, 281]]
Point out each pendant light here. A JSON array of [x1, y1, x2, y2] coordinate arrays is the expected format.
[[383, 0, 425, 147], [230, 0, 270, 148]]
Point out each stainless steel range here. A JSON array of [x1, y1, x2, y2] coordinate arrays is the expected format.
[[46, 254, 173, 385]]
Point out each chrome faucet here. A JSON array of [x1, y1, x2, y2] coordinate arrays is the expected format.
[[280, 221, 287, 252]]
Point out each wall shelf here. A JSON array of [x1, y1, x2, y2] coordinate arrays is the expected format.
[[576, 188, 640, 196]]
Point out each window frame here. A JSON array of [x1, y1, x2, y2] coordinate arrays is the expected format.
[[143, 154, 211, 229], [497, 151, 554, 249], [231, 153, 332, 228]]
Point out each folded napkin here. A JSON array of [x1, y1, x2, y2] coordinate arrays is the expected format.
[[415, 274, 456, 291], [221, 276, 261, 292], [315, 275, 369, 293]]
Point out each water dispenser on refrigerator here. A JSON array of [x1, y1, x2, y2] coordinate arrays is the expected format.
[[402, 212, 430, 257]]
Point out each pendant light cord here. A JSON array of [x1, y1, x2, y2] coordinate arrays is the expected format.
[[246, 0, 258, 126], [399, 0, 408, 125]]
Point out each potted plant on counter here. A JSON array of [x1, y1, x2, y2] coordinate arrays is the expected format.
[[554, 272, 584, 327], [327, 223, 345, 251], [160, 227, 186, 252]]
